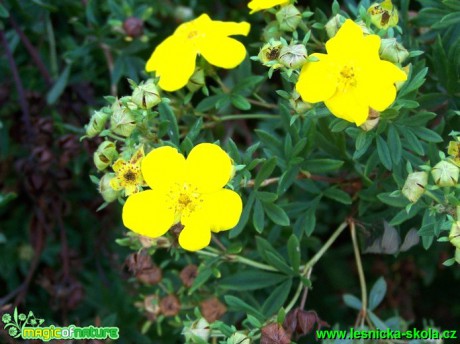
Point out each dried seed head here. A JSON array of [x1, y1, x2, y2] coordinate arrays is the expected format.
[[182, 318, 210, 342], [159, 295, 181, 317], [380, 38, 409, 64], [227, 332, 251, 344], [86, 110, 110, 138], [123, 17, 144, 38], [360, 108, 380, 131], [132, 79, 161, 109], [179, 264, 198, 287], [258, 41, 284, 66], [200, 297, 227, 323], [93, 141, 118, 171], [276, 5, 302, 32], [98, 173, 120, 203], [449, 221, 460, 250], [260, 323, 290, 344], [402, 171, 428, 203], [279, 44, 308, 69], [325, 14, 346, 38], [110, 100, 136, 137], [431, 160, 459, 187]]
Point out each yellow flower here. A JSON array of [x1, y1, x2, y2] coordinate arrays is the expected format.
[[111, 146, 145, 196], [122, 143, 243, 251], [145, 14, 250, 92], [248, 0, 289, 14], [295, 20, 407, 126]]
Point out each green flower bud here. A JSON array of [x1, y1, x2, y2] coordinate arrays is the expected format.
[[227, 332, 251, 344], [110, 100, 136, 137], [182, 318, 210, 343], [402, 171, 428, 203], [368, 0, 399, 30], [132, 80, 161, 109], [187, 68, 205, 93], [447, 140, 460, 167], [279, 44, 308, 69], [455, 248, 460, 265], [449, 221, 460, 250], [325, 14, 346, 38], [263, 21, 282, 41], [379, 38, 409, 64], [85, 110, 110, 138], [360, 109, 380, 131], [258, 40, 284, 67], [431, 160, 459, 187], [94, 141, 118, 171], [276, 5, 302, 32], [289, 89, 312, 113], [99, 173, 120, 202]]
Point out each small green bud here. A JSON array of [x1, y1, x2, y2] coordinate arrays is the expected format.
[[402, 171, 428, 203], [186, 68, 205, 93], [85, 110, 110, 138], [132, 80, 161, 109], [258, 40, 284, 67], [227, 332, 251, 344], [99, 173, 120, 202], [447, 140, 460, 167], [289, 89, 312, 114], [431, 160, 459, 187], [360, 109, 380, 131], [368, 0, 399, 30], [325, 14, 346, 38], [182, 318, 210, 343], [263, 21, 282, 41], [94, 141, 118, 171], [449, 221, 460, 251], [380, 38, 409, 64], [110, 100, 136, 137], [276, 5, 302, 32], [279, 44, 308, 69]]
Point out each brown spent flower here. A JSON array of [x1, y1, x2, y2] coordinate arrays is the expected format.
[[180, 264, 198, 287], [136, 266, 162, 285], [125, 250, 163, 285], [200, 297, 227, 323], [159, 295, 181, 317], [283, 308, 329, 338], [123, 17, 144, 38], [260, 323, 291, 344]]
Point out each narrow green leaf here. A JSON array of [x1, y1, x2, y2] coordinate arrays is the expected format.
[[231, 94, 251, 111], [158, 102, 180, 145], [219, 270, 287, 290], [302, 159, 344, 173], [368, 277, 387, 311], [376, 136, 392, 170], [262, 279, 293, 316], [323, 188, 352, 205], [253, 199, 265, 233], [263, 202, 290, 226], [47, 64, 71, 104], [224, 295, 264, 321], [343, 294, 362, 310], [254, 157, 277, 189], [230, 193, 255, 238], [387, 126, 402, 165], [287, 235, 301, 273]]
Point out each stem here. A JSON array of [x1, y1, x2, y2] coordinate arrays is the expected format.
[[197, 249, 278, 272], [248, 98, 278, 109], [218, 114, 280, 121], [350, 219, 367, 327], [424, 190, 442, 204], [107, 133, 126, 142], [100, 43, 117, 96]]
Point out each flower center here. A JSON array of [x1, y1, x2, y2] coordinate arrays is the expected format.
[[338, 65, 358, 89], [168, 182, 203, 223], [124, 170, 136, 182]]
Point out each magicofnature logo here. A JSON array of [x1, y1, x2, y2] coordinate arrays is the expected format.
[[2, 308, 119, 341]]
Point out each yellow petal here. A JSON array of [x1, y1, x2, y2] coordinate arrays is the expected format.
[[122, 190, 174, 237], [326, 20, 365, 59], [112, 159, 124, 173], [178, 219, 211, 251], [206, 18, 250, 37], [199, 36, 247, 69], [296, 54, 337, 103], [202, 189, 243, 233], [325, 88, 369, 126], [145, 35, 197, 92], [110, 177, 122, 191], [185, 143, 233, 193], [141, 146, 186, 190], [248, 0, 289, 14]]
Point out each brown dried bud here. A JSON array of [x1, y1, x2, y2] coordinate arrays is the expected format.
[[159, 295, 181, 317], [179, 264, 198, 287], [32, 146, 54, 171], [125, 250, 154, 274], [260, 323, 291, 344], [123, 17, 144, 38], [144, 295, 161, 319], [200, 297, 227, 323], [136, 266, 162, 285], [283, 308, 329, 337]]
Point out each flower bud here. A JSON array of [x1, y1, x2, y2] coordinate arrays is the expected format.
[[402, 171, 428, 203], [99, 173, 120, 202], [447, 140, 460, 167], [360, 109, 380, 131], [431, 160, 459, 187], [289, 89, 312, 113], [132, 80, 161, 109], [279, 44, 308, 69], [85, 110, 110, 138], [258, 40, 284, 66], [93, 141, 118, 171], [182, 318, 210, 343], [380, 38, 409, 64], [449, 221, 460, 250], [325, 14, 346, 38], [368, 0, 399, 30], [123, 17, 144, 38], [227, 332, 251, 344], [263, 21, 282, 41], [455, 248, 460, 265], [186, 68, 205, 93], [276, 5, 302, 32], [110, 100, 136, 137]]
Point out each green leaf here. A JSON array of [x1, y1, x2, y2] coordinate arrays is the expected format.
[[231, 94, 251, 111], [254, 191, 278, 202], [368, 311, 389, 330], [224, 295, 264, 321], [262, 279, 293, 316], [390, 204, 422, 225], [254, 157, 277, 189], [343, 294, 362, 310], [265, 251, 293, 275], [432, 12, 460, 28], [0, 192, 17, 208], [411, 127, 443, 143], [47, 64, 71, 104], [368, 277, 387, 311], [287, 235, 301, 273], [0, 3, 9, 18], [253, 200, 265, 233], [158, 102, 180, 145], [219, 270, 288, 291], [323, 188, 352, 205], [377, 192, 409, 208], [387, 126, 402, 165], [196, 94, 226, 112], [376, 136, 392, 170], [230, 193, 255, 238], [402, 129, 424, 155], [302, 159, 344, 173], [277, 166, 300, 194], [189, 266, 214, 294], [303, 207, 317, 236], [263, 202, 290, 226]]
